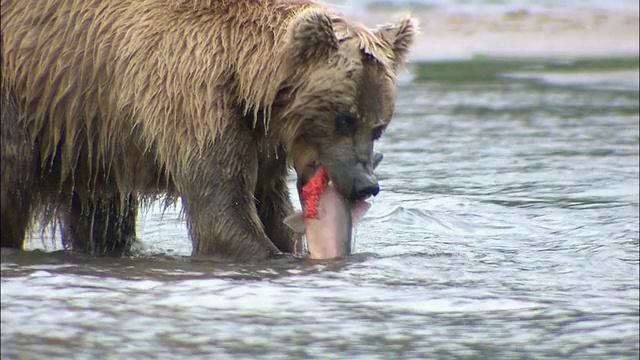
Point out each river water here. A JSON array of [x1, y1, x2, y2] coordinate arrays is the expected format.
[[2, 63, 639, 359]]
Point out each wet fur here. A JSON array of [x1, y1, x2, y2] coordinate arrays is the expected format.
[[1, 0, 416, 259]]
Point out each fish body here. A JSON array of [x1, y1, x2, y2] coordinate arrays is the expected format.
[[284, 160, 377, 259]]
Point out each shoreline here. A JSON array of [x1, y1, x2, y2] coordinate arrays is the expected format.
[[503, 69, 639, 90], [346, 9, 639, 62], [410, 10, 639, 62]]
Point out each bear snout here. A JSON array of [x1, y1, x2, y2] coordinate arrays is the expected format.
[[353, 171, 380, 201]]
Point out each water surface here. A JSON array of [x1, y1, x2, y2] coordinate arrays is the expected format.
[[2, 61, 639, 359]]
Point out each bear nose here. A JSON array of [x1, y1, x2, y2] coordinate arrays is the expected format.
[[354, 173, 380, 200]]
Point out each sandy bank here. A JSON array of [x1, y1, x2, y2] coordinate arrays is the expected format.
[[349, 9, 639, 61]]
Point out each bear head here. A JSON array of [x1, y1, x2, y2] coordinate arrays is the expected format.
[[278, 8, 418, 206]]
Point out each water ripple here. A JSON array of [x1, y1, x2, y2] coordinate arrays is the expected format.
[[4, 70, 639, 359]]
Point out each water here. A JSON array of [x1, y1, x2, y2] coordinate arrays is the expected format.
[[2, 65, 639, 359]]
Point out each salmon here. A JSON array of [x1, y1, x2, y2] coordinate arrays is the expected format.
[[284, 152, 383, 259]]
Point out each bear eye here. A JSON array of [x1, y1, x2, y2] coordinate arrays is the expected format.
[[372, 125, 386, 140], [334, 112, 358, 136]]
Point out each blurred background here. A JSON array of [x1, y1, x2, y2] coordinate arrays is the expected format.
[[335, 0, 639, 71]]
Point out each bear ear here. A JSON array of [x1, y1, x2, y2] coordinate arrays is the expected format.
[[288, 8, 339, 61], [376, 16, 419, 66]]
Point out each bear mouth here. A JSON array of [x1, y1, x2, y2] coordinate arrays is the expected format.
[[297, 162, 370, 212]]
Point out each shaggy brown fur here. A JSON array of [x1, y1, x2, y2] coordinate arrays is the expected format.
[[1, 0, 417, 260]]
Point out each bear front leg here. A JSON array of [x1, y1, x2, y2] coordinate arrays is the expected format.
[[1, 85, 36, 249], [62, 193, 138, 256], [177, 141, 281, 260], [1, 181, 34, 250], [256, 173, 302, 255]]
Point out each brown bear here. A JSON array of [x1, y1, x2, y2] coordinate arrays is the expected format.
[[0, 0, 416, 260]]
